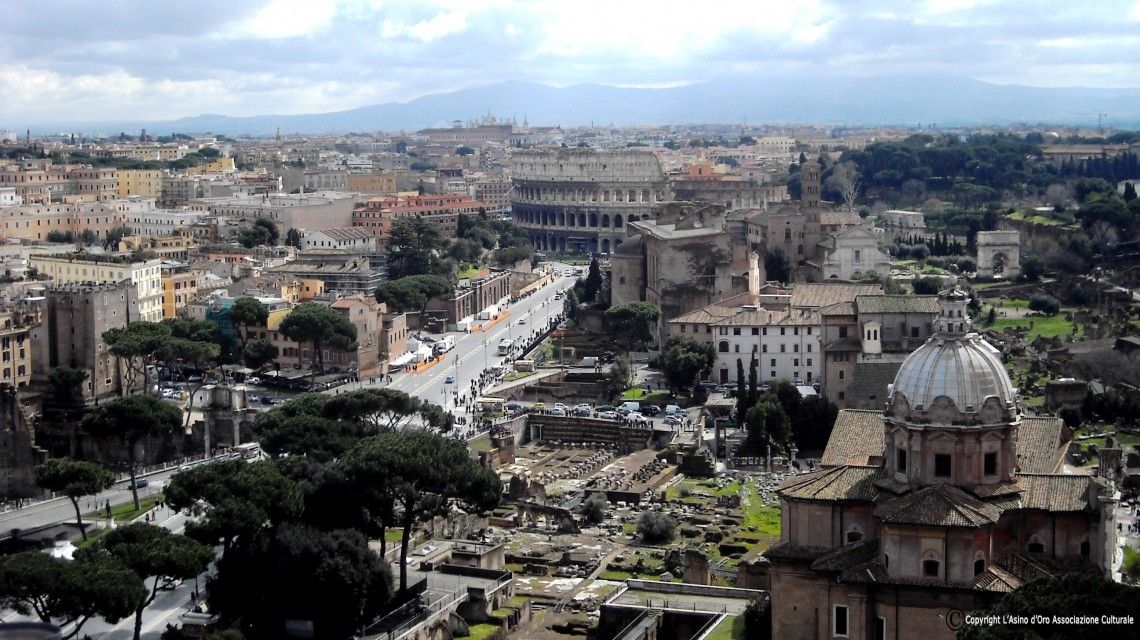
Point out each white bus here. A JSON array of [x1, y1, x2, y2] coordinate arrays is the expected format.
[[234, 442, 262, 460], [498, 338, 513, 356]]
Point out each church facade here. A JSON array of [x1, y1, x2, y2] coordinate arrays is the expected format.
[[766, 288, 1118, 640]]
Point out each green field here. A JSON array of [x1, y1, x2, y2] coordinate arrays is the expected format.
[[989, 313, 1079, 341], [458, 622, 501, 640], [706, 615, 745, 640], [1009, 211, 1072, 227], [85, 493, 164, 524], [621, 388, 670, 403]]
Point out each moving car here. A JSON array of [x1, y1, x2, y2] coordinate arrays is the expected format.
[[445, 374, 455, 384], [518, 318, 526, 324], [664, 404, 682, 416], [663, 415, 682, 426], [533, 402, 546, 410], [595, 405, 616, 414], [130, 479, 150, 489], [642, 405, 661, 416]]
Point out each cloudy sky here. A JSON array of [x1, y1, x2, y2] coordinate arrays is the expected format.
[[3, 0, 1140, 124]]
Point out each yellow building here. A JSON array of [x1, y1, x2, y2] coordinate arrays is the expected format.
[[346, 172, 397, 194], [161, 264, 200, 319], [119, 234, 199, 262], [117, 169, 164, 198], [187, 158, 236, 175]]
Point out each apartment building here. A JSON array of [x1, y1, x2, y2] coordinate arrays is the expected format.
[[0, 303, 40, 390], [346, 171, 397, 194], [161, 262, 200, 319], [29, 254, 164, 321], [117, 169, 165, 198], [352, 193, 488, 244]]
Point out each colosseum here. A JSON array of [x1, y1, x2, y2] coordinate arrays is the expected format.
[[509, 149, 671, 255]]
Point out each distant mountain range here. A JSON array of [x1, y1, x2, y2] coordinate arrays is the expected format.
[[31, 74, 1140, 136]]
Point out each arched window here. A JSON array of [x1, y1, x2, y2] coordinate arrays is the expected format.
[[589, 213, 598, 227], [601, 214, 610, 228], [614, 214, 623, 228], [846, 526, 863, 543], [785, 228, 792, 240], [922, 550, 941, 578], [1027, 538, 1045, 554], [973, 552, 986, 576], [718, 341, 729, 353]]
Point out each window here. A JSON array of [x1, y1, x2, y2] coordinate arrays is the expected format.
[[794, 358, 800, 366], [838, 391, 845, 400], [974, 556, 986, 576], [1027, 540, 1045, 554], [875, 616, 886, 640], [780, 328, 786, 336], [752, 328, 759, 335], [934, 453, 952, 478], [1081, 539, 1091, 557], [832, 604, 849, 637], [846, 528, 863, 543], [896, 448, 907, 473], [719, 341, 729, 353], [780, 344, 786, 353], [733, 328, 741, 336], [680, 325, 686, 333], [762, 345, 767, 353], [854, 250, 861, 261], [911, 326, 920, 338], [807, 358, 812, 366], [839, 370, 845, 380], [984, 452, 997, 476], [839, 327, 848, 338], [794, 344, 799, 352], [770, 359, 776, 367], [923, 559, 940, 577]]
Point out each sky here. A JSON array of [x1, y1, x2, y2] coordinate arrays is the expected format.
[[4, 0, 1140, 124]]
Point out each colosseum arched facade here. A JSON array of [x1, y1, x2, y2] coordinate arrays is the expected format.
[[509, 149, 671, 255]]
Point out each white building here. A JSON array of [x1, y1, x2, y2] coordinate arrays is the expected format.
[[29, 254, 164, 321], [710, 305, 822, 385], [0, 187, 21, 206], [815, 227, 891, 281], [881, 209, 926, 236], [300, 227, 377, 252], [123, 209, 208, 237]]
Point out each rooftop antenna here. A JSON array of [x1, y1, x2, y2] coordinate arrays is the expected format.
[[1098, 113, 1108, 136]]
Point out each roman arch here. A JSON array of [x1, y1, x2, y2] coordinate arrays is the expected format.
[[976, 230, 1020, 278]]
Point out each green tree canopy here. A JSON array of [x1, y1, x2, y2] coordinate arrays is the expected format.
[[242, 338, 279, 370], [278, 303, 357, 376], [374, 275, 453, 314], [85, 523, 213, 640], [605, 301, 661, 347], [231, 296, 269, 350], [35, 458, 115, 541], [764, 247, 793, 284], [209, 523, 393, 640], [103, 321, 172, 395], [80, 394, 182, 510], [165, 460, 303, 556], [0, 551, 144, 640], [386, 217, 448, 279], [660, 335, 715, 393]]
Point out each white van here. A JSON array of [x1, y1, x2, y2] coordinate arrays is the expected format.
[[664, 404, 682, 417], [620, 401, 640, 414]]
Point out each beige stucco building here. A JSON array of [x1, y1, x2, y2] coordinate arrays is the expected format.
[[29, 254, 164, 321]]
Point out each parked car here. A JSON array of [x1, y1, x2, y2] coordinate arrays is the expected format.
[[597, 411, 619, 420], [642, 404, 661, 416], [506, 402, 522, 413], [573, 403, 592, 416], [246, 376, 261, 385], [130, 479, 150, 489], [663, 415, 682, 426], [550, 408, 568, 417], [445, 375, 455, 384], [187, 375, 203, 383], [518, 318, 526, 324], [596, 405, 616, 414], [248, 394, 260, 403], [532, 402, 546, 411], [553, 402, 568, 412], [664, 404, 682, 416]]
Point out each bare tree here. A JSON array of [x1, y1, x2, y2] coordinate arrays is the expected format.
[[1045, 183, 1074, 210], [1089, 220, 1118, 254], [825, 160, 862, 211]]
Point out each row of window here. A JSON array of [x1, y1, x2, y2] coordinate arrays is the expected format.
[[717, 341, 813, 354], [719, 326, 813, 337], [895, 449, 999, 477]]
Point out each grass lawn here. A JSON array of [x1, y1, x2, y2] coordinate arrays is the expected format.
[[621, 388, 670, 403], [740, 482, 780, 537], [989, 313, 1080, 341], [458, 265, 486, 279], [503, 371, 532, 382], [1009, 211, 1072, 227], [705, 616, 744, 640], [602, 569, 634, 581], [458, 622, 501, 640], [995, 298, 1030, 309], [505, 562, 525, 573], [623, 522, 638, 535], [385, 529, 405, 542], [469, 435, 493, 453], [86, 494, 164, 524]]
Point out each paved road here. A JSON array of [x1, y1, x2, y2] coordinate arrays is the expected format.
[[0, 464, 194, 538]]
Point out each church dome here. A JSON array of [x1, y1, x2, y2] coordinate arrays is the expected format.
[[887, 288, 1017, 420]]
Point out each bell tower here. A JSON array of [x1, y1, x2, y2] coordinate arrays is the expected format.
[[800, 159, 821, 209]]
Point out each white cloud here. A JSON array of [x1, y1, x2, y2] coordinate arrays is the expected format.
[[223, 0, 340, 40], [381, 7, 469, 42]]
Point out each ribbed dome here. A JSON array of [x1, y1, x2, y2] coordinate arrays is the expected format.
[[889, 334, 1016, 414]]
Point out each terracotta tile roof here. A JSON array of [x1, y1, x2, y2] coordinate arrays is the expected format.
[[810, 538, 879, 572], [975, 564, 1024, 593], [1016, 417, 1068, 474], [824, 337, 862, 352], [821, 410, 885, 467], [779, 465, 885, 502], [1016, 473, 1095, 512], [762, 542, 830, 562], [854, 295, 940, 315], [821, 301, 855, 316], [313, 227, 375, 242], [712, 308, 782, 326], [874, 484, 1001, 528], [667, 305, 737, 324], [787, 283, 884, 308]]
